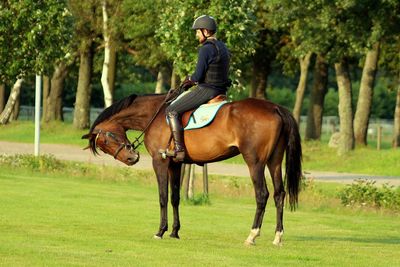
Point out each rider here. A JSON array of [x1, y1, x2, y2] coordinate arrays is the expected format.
[[165, 15, 231, 161]]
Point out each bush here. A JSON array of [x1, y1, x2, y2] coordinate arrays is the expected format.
[[338, 179, 400, 210], [0, 154, 65, 172]]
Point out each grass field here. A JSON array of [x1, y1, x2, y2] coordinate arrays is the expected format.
[[1, 121, 399, 176], [0, 160, 399, 267]]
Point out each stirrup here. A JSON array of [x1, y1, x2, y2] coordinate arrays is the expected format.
[[165, 149, 185, 162]]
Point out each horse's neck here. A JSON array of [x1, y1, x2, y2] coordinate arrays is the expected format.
[[112, 94, 165, 131]]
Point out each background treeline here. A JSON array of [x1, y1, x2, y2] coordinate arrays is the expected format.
[[0, 0, 399, 153]]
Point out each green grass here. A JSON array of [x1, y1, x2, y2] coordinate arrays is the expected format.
[[0, 121, 399, 176], [0, 159, 399, 267], [0, 121, 87, 146]]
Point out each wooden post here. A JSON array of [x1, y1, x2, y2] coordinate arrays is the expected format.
[[377, 125, 382, 150], [180, 163, 186, 187], [203, 164, 208, 196], [188, 165, 195, 199], [183, 164, 191, 200]]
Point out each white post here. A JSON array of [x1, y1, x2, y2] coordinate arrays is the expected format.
[[34, 75, 41, 156]]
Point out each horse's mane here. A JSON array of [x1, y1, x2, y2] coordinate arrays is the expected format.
[[89, 94, 138, 134]]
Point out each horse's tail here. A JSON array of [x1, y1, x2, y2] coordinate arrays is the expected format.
[[276, 105, 302, 210]]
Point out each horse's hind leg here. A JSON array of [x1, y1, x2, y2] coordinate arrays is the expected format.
[[244, 161, 269, 246], [168, 162, 182, 239], [267, 142, 286, 246]]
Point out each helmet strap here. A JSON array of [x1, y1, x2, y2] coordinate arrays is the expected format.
[[200, 29, 208, 42]]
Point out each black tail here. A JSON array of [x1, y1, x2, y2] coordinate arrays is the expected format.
[[276, 105, 302, 210]]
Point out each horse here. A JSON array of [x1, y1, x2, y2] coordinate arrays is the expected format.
[[82, 93, 302, 246]]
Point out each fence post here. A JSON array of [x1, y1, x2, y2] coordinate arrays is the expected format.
[[188, 165, 195, 199], [182, 164, 191, 200], [377, 125, 382, 150], [203, 164, 208, 196]]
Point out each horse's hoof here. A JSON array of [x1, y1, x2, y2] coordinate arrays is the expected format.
[[272, 239, 282, 246], [272, 231, 283, 246], [153, 235, 162, 240], [169, 233, 180, 239], [244, 239, 255, 246]]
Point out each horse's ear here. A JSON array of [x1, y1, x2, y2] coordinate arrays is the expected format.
[[82, 133, 91, 139]]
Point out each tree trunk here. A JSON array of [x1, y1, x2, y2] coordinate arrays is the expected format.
[[393, 84, 400, 148], [0, 84, 5, 113], [46, 62, 68, 122], [73, 40, 94, 129], [10, 92, 20, 121], [171, 67, 180, 89], [155, 68, 168, 93], [0, 79, 23, 124], [101, 0, 113, 108], [293, 52, 312, 124], [108, 42, 117, 101], [354, 42, 380, 146], [335, 59, 355, 155], [305, 54, 328, 140], [42, 76, 50, 123], [250, 50, 269, 99]]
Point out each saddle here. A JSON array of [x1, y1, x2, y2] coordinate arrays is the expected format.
[[181, 94, 227, 128]]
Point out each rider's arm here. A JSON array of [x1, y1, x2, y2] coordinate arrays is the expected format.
[[190, 44, 214, 83]]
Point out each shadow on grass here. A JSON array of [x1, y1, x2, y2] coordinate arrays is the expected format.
[[292, 235, 400, 244]]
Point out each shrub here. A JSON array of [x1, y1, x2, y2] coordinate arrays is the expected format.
[[338, 179, 400, 210], [0, 154, 65, 172]]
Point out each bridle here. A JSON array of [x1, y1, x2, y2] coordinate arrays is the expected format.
[[94, 129, 136, 159], [93, 90, 181, 159]]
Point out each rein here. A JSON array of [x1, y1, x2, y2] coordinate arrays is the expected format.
[[131, 89, 181, 150]]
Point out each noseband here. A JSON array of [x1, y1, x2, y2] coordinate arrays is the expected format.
[[94, 130, 136, 159]]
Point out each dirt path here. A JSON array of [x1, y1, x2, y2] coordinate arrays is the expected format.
[[0, 141, 399, 186]]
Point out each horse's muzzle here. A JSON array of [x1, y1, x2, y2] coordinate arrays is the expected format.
[[126, 152, 140, 166]]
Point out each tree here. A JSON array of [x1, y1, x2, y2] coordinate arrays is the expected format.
[[121, 0, 171, 91], [0, 79, 23, 124], [157, 0, 257, 93], [0, 84, 4, 113], [292, 53, 312, 124], [100, 0, 121, 107], [394, 84, 400, 148], [354, 43, 380, 146], [335, 59, 355, 155], [44, 63, 69, 122], [69, 0, 98, 129], [249, 1, 283, 100], [0, 0, 72, 124], [305, 54, 329, 140], [267, 1, 332, 137]]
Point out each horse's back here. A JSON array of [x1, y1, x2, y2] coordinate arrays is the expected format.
[[225, 98, 283, 126]]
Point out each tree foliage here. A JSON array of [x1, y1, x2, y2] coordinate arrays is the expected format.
[[0, 0, 73, 82], [157, 0, 258, 83]]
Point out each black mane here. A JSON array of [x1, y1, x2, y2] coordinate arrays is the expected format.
[[89, 94, 137, 134]]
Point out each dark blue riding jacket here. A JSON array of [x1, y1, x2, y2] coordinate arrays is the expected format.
[[190, 39, 231, 93]]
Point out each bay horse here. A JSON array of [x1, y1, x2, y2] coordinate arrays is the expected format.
[[82, 93, 302, 246]]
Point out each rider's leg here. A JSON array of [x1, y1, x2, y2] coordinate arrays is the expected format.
[[165, 86, 223, 161], [166, 111, 185, 161]]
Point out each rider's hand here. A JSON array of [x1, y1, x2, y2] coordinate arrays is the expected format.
[[180, 76, 196, 91]]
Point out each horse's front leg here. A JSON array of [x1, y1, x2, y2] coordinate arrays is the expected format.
[[153, 158, 169, 239], [169, 162, 182, 239]]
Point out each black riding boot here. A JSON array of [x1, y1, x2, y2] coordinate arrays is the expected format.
[[166, 112, 185, 161]]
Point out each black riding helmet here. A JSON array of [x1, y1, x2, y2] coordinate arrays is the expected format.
[[192, 15, 217, 33]]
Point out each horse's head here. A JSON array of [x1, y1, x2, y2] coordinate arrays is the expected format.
[[82, 125, 140, 166]]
